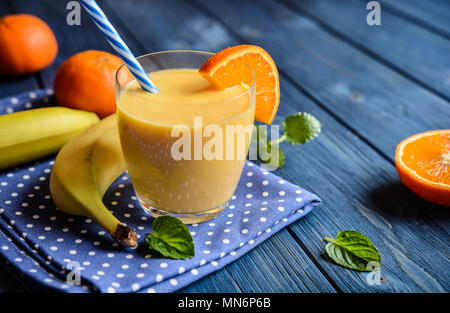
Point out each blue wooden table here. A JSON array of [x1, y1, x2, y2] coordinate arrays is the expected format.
[[0, 0, 448, 293]]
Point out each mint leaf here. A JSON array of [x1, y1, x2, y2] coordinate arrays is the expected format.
[[324, 230, 380, 271], [145, 216, 194, 259], [283, 112, 321, 145], [252, 113, 321, 167]]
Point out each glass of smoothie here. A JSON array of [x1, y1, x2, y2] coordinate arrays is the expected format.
[[116, 51, 255, 223]]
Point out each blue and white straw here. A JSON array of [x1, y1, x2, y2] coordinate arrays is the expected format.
[[80, 0, 159, 93]]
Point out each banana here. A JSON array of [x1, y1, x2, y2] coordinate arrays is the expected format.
[[0, 107, 99, 170], [50, 114, 137, 248]]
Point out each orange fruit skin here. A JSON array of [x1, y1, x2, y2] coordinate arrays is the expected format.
[[395, 130, 450, 206], [0, 14, 58, 76], [199, 45, 280, 125], [54, 50, 123, 118]]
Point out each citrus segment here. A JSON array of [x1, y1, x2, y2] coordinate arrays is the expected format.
[[395, 129, 450, 206], [199, 45, 280, 124]]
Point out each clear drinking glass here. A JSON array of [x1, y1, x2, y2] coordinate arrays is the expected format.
[[116, 51, 256, 223]]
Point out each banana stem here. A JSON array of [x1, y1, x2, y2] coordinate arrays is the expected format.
[[112, 224, 138, 248]]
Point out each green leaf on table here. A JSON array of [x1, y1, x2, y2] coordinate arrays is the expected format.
[[283, 112, 321, 145], [324, 230, 381, 271], [145, 216, 194, 259]]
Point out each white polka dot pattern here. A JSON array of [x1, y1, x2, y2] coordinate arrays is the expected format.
[[0, 90, 321, 293]]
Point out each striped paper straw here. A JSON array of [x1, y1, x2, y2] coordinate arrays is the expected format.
[[80, 0, 159, 93]]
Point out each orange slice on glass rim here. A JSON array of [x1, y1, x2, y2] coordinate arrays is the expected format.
[[395, 129, 450, 206], [199, 45, 280, 124]]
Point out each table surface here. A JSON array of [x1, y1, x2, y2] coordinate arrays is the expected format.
[[0, 0, 449, 293]]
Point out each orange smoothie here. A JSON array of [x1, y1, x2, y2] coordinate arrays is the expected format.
[[117, 69, 255, 219]]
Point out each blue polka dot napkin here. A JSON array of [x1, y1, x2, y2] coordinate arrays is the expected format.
[[0, 90, 321, 293]]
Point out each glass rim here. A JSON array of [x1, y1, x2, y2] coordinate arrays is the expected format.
[[115, 50, 256, 127]]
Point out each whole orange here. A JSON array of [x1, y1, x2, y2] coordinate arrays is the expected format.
[[0, 14, 58, 75], [54, 50, 124, 118]]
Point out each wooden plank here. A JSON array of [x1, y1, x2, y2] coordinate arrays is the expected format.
[[184, 230, 337, 292], [0, 0, 40, 97], [103, 0, 336, 293], [183, 230, 337, 292], [381, 0, 450, 39], [180, 268, 243, 293], [195, 0, 449, 162], [280, 0, 450, 102], [107, 0, 450, 292], [183, 0, 450, 292], [102, 0, 233, 52], [274, 76, 449, 292], [219, 230, 337, 292]]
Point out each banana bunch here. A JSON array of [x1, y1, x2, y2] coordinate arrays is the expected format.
[[0, 107, 99, 170], [50, 114, 138, 248]]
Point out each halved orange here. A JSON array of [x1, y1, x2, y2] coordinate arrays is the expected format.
[[395, 129, 450, 206], [199, 45, 280, 124]]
